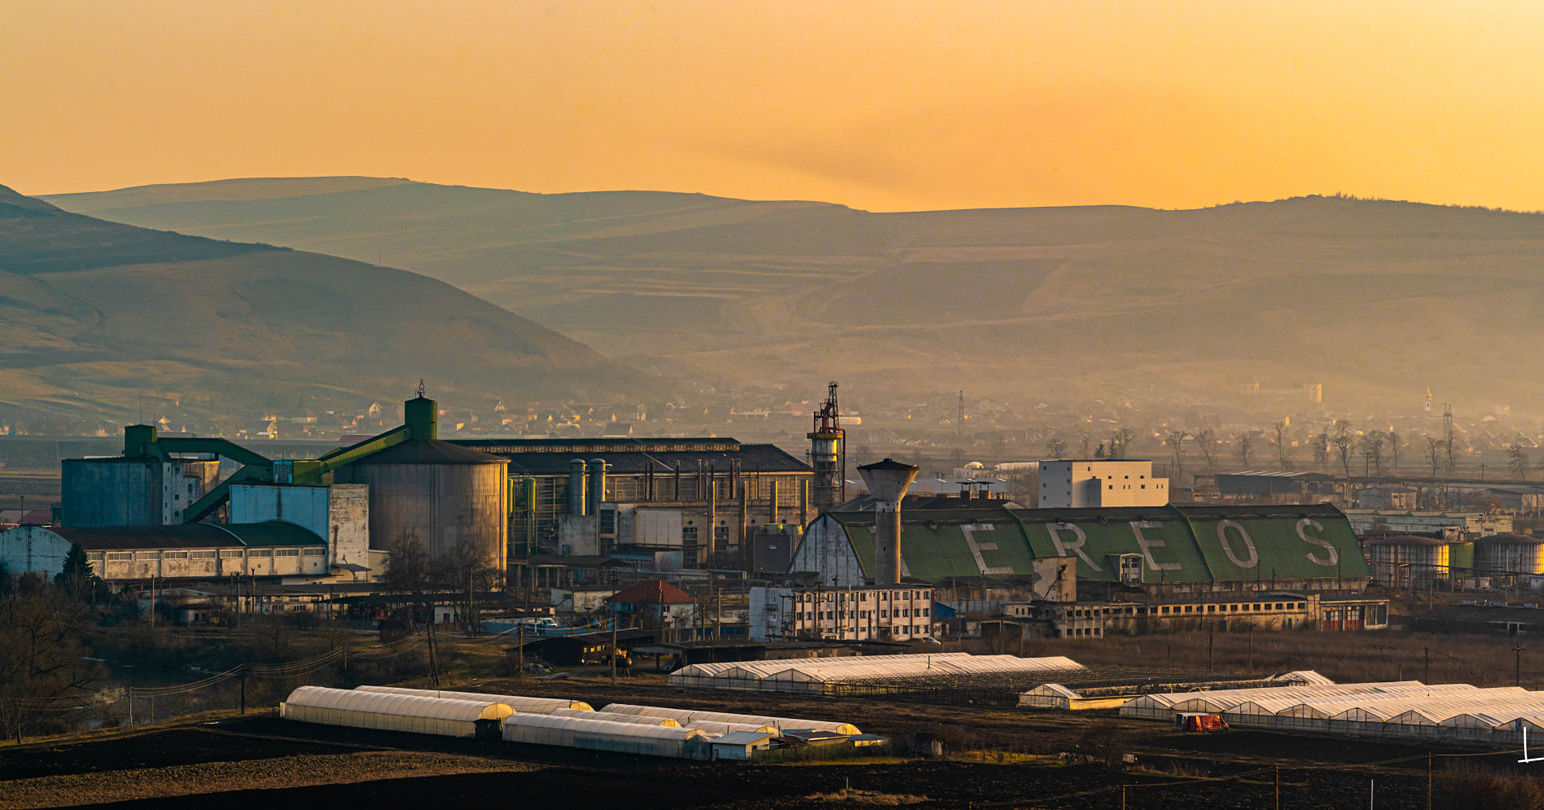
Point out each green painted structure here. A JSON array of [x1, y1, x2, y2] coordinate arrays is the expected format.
[[796, 503, 1370, 588]]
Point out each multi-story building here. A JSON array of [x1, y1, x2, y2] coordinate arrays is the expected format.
[[749, 586, 934, 642], [1037, 460, 1168, 508]]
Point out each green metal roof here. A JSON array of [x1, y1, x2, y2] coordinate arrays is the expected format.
[[221, 521, 326, 547], [824, 503, 1370, 584]]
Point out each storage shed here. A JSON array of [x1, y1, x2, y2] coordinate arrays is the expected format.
[[280, 685, 511, 738], [708, 731, 775, 760]]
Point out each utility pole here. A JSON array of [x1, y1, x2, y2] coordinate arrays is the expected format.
[[516, 625, 525, 680], [610, 617, 619, 686], [1516, 645, 1525, 687]]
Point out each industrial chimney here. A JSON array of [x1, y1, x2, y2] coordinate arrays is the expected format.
[[858, 458, 919, 587]]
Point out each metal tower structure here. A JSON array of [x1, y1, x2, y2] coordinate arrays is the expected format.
[[808, 381, 846, 511]]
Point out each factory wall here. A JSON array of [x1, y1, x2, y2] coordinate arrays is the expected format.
[[61, 458, 205, 527], [229, 483, 371, 572]]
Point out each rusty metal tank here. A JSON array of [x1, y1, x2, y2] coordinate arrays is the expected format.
[[337, 439, 508, 574]]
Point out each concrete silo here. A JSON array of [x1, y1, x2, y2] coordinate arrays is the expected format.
[[336, 397, 509, 574]]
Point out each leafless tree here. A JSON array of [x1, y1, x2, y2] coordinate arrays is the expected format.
[[1044, 437, 1067, 459], [1076, 431, 1091, 458], [1332, 421, 1354, 479], [1425, 435, 1445, 478], [1359, 431, 1385, 476], [1238, 434, 1254, 467], [1166, 431, 1187, 481], [1313, 430, 1330, 471], [1509, 443, 1530, 481], [1109, 428, 1134, 459], [1273, 422, 1289, 470], [1386, 429, 1400, 474], [1194, 428, 1218, 471]]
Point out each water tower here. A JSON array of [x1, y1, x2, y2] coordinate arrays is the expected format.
[[859, 458, 919, 587]]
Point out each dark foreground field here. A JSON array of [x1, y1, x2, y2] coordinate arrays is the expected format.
[[4, 679, 1541, 810]]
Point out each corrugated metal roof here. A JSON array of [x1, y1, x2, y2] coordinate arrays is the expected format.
[[820, 503, 1369, 584], [348, 439, 508, 466], [52, 524, 245, 550], [449, 438, 809, 476], [222, 521, 326, 547]]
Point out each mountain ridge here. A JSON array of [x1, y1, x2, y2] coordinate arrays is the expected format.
[[46, 178, 1544, 418]]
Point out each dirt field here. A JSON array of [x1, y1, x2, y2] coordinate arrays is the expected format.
[[6, 674, 1541, 809]]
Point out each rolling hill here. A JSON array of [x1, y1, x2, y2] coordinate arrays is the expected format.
[[0, 184, 658, 427], [48, 179, 1544, 417]]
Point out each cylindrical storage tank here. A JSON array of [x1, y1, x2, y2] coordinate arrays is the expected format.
[[501, 713, 709, 758], [588, 459, 608, 514], [1448, 541, 1475, 578], [568, 459, 588, 516], [335, 440, 509, 575], [1475, 534, 1544, 577], [280, 685, 512, 738], [1364, 536, 1449, 588], [355, 686, 592, 713]]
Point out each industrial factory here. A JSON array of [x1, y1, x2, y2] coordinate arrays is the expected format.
[[0, 380, 1408, 647]]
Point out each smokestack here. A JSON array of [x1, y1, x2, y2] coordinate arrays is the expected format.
[[568, 459, 588, 516], [858, 458, 919, 587]]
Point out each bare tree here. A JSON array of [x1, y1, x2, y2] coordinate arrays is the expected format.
[[1194, 428, 1218, 471], [1165, 430, 1187, 480], [1509, 443, 1530, 481], [1332, 421, 1354, 479], [1425, 435, 1445, 478], [1238, 434, 1254, 467], [1313, 430, 1330, 471], [1273, 422, 1289, 470], [1076, 431, 1091, 458], [1386, 429, 1400, 474], [1109, 428, 1134, 459], [1044, 436, 1067, 459], [1359, 431, 1385, 476]]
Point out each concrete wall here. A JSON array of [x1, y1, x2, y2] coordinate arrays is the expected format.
[[328, 484, 370, 570], [61, 459, 160, 526], [1038, 460, 1168, 508]]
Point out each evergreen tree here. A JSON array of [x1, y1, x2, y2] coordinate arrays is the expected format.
[[54, 543, 100, 598]]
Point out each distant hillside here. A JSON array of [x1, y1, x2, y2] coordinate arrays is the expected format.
[[0, 184, 657, 426], [49, 180, 1544, 416]]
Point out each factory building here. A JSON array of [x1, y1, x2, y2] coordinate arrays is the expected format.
[[748, 585, 935, 642], [0, 522, 329, 582], [1037, 460, 1168, 508], [451, 438, 811, 572], [791, 502, 1371, 595]]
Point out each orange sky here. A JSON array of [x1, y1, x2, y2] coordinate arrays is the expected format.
[[5, 0, 1542, 211]]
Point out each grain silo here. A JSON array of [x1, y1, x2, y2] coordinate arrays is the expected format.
[[1474, 533, 1544, 579], [1364, 535, 1450, 588], [336, 396, 509, 574]]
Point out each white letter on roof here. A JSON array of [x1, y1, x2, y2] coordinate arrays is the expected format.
[[1047, 522, 1101, 572], [1129, 521, 1182, 571], [1296, 518, 1338, 566], [1215, 520, 1260, 569], [961, 523, 1014, 575]]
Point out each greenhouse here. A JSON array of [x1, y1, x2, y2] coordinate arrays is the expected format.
[[355, 685, 593, 713], [669, 653, 1084, 696], [501, 712, 710, 759], [549, 707, 678, 726], [684, 720, 781, 737], [1122, 679, 1544, 746], [280, 685, 512, 738], [599, 703, 860, 735]]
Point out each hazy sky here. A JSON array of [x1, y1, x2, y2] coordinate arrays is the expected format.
[[5, 1, 1542, 211]]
